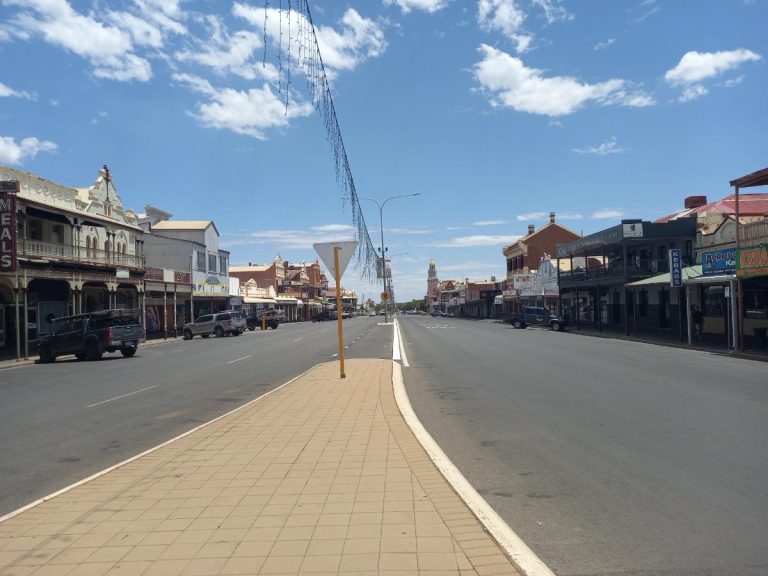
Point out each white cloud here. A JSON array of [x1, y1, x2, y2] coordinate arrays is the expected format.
[[107, 10, 164, 49], [573, 137, 626, 155], [0, 82, 37, 100], [665, 49, 761, 84], [532, 0, 573, 24], [473, 44, 654, 116], [222, 226, 356, 249], [310, 224, 355, 232], [473, 219, 506, 226], [5, 0, 153, 82], [233, 5, 386, 78], [593, 38, 616, 51], [172, 73, 314, 139], [478, 0, 531, 53], [516, 211, 548, 221], [679, 84, 708, 102], [665, 49, 761, 102], [558, 212, 583, 220], [388, 227, 431, 234], [725, 75, 744, 87], [384, 0, 448, 14], [175, 16, 272, 82], [433, 234, 520, 247], [592, 208, 624, 219], [0, 135, 58, 165]]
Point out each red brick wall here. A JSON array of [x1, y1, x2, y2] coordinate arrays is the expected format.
[[520, 224, 580, 270]]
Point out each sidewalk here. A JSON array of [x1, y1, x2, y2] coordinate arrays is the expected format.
[[0, 359, 522, 576]]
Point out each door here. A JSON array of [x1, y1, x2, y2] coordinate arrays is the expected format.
[[0, 307, 5, 347]]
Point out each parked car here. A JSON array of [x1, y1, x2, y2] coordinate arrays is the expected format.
[[246, 309, 280, 330], [183, 311, 243, 339], [38, 309, 145, 363], [504, 306, 567, 331]]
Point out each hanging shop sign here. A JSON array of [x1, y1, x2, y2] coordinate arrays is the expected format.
[[0, 182, 19, 272], [669, 248, 682, 287]]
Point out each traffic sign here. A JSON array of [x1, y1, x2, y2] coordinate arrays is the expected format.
[[313, 241, 358, 279]]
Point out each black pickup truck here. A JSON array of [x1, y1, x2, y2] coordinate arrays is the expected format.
[[37, 309, 145, 363], [504, 306, 567, 331]]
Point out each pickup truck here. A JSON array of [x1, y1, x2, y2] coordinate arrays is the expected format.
[[246, 309, 281, 330], [38, 309, 145, 363], [504, 306, 567, 331]]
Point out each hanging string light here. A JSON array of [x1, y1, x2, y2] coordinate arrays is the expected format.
[[261, 0, 379, 281]]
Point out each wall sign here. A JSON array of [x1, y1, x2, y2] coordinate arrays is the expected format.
[[0, 183, 19, 272]]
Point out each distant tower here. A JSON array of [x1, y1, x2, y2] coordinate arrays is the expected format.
[[427, 259, 438, 304]]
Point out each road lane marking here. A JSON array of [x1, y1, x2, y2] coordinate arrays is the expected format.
[[88, 385, 159, 408], [393, 319, 410, 367], [1, 365, 317, 524], [391, 362, 554, 576], [293, 338, 303, 343], [227, 355, 251, 365]]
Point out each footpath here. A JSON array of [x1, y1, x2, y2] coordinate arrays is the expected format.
[[0, 358, 528, 576]]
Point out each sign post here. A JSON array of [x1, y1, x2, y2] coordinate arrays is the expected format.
[[0, 180, 19, 273], [313, 240, 358, 379]]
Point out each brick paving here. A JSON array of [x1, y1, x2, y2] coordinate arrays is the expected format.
[[0, 359, 520, 575]]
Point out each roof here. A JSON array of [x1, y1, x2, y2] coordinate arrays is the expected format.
[[626, 265, 704, 287], [655, 193, 768, 223], [152, 220, 216, 232], [730, 167, 768, 189], [231, 265, 271, 273]]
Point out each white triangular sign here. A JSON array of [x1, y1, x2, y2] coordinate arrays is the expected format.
[[313, 240, 358, 279]]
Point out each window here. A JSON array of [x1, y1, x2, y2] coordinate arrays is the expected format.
[[657, 245, 667, 260], [196, 252, 206, 271], [29, 219, 42, 241], [208, 254, 217, 273], [219, 255, 227, 274], [51, 224, 64, 244]]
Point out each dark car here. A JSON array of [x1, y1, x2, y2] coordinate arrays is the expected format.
[[38, 309, 145, 363], [505, 306, 567, 331]]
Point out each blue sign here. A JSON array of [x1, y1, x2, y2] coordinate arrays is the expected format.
[[701, 247, 736, 276], [669, 249, 682, 288]]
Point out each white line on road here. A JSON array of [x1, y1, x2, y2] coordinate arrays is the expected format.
[[393, 319, 410, 367], [391, 362, 554, 576], [88, 385, 159, 408], [227, 355, 251, 365], [293, 338, 303, 343]]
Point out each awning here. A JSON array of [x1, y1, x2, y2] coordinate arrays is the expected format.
[[275, 297, 298, 304], [625, 265, 734, 287], [244, 297, 276, 304]]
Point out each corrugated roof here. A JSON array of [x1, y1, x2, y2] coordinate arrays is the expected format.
[[625, 265, 703, 287], [231, 265, 271, 272], [655, 193, 768, 223], [153, 220, 212, 230]]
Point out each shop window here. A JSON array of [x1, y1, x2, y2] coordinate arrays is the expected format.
[[219, 255, 228, 274], [208, 254, 217, 272], [196, 252, 206, 270], [703, 286, 725, 316]]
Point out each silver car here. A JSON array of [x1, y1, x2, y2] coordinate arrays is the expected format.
[[182, 311, 244, 339]]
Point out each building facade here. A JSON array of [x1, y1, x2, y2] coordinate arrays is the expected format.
[[0, 165, 144, 358]]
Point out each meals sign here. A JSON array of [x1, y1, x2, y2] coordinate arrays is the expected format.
[[0, 181, 19, 273]]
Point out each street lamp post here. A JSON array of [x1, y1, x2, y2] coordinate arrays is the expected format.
[[360, 193, 421, 323]]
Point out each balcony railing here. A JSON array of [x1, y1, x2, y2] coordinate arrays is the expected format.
[[20, 239, 145, 269], [741, 219, 768, 246]]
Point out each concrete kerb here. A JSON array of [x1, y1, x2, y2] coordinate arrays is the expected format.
[[391, 321, 555, 576], [0, 362, 317, 524]]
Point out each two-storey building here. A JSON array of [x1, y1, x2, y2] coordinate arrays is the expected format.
[[0, 165, 144, 358]]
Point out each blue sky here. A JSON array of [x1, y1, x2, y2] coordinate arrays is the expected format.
[[1, 0, 766, 302]]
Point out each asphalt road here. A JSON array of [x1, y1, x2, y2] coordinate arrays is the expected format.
[[397, 315, 768, 576], [0, 316, 391, 516]]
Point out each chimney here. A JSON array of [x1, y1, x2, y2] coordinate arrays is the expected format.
[[549, 211, 556, 224], [684, 195, 707, 209], [528, 224, 535, 235]]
